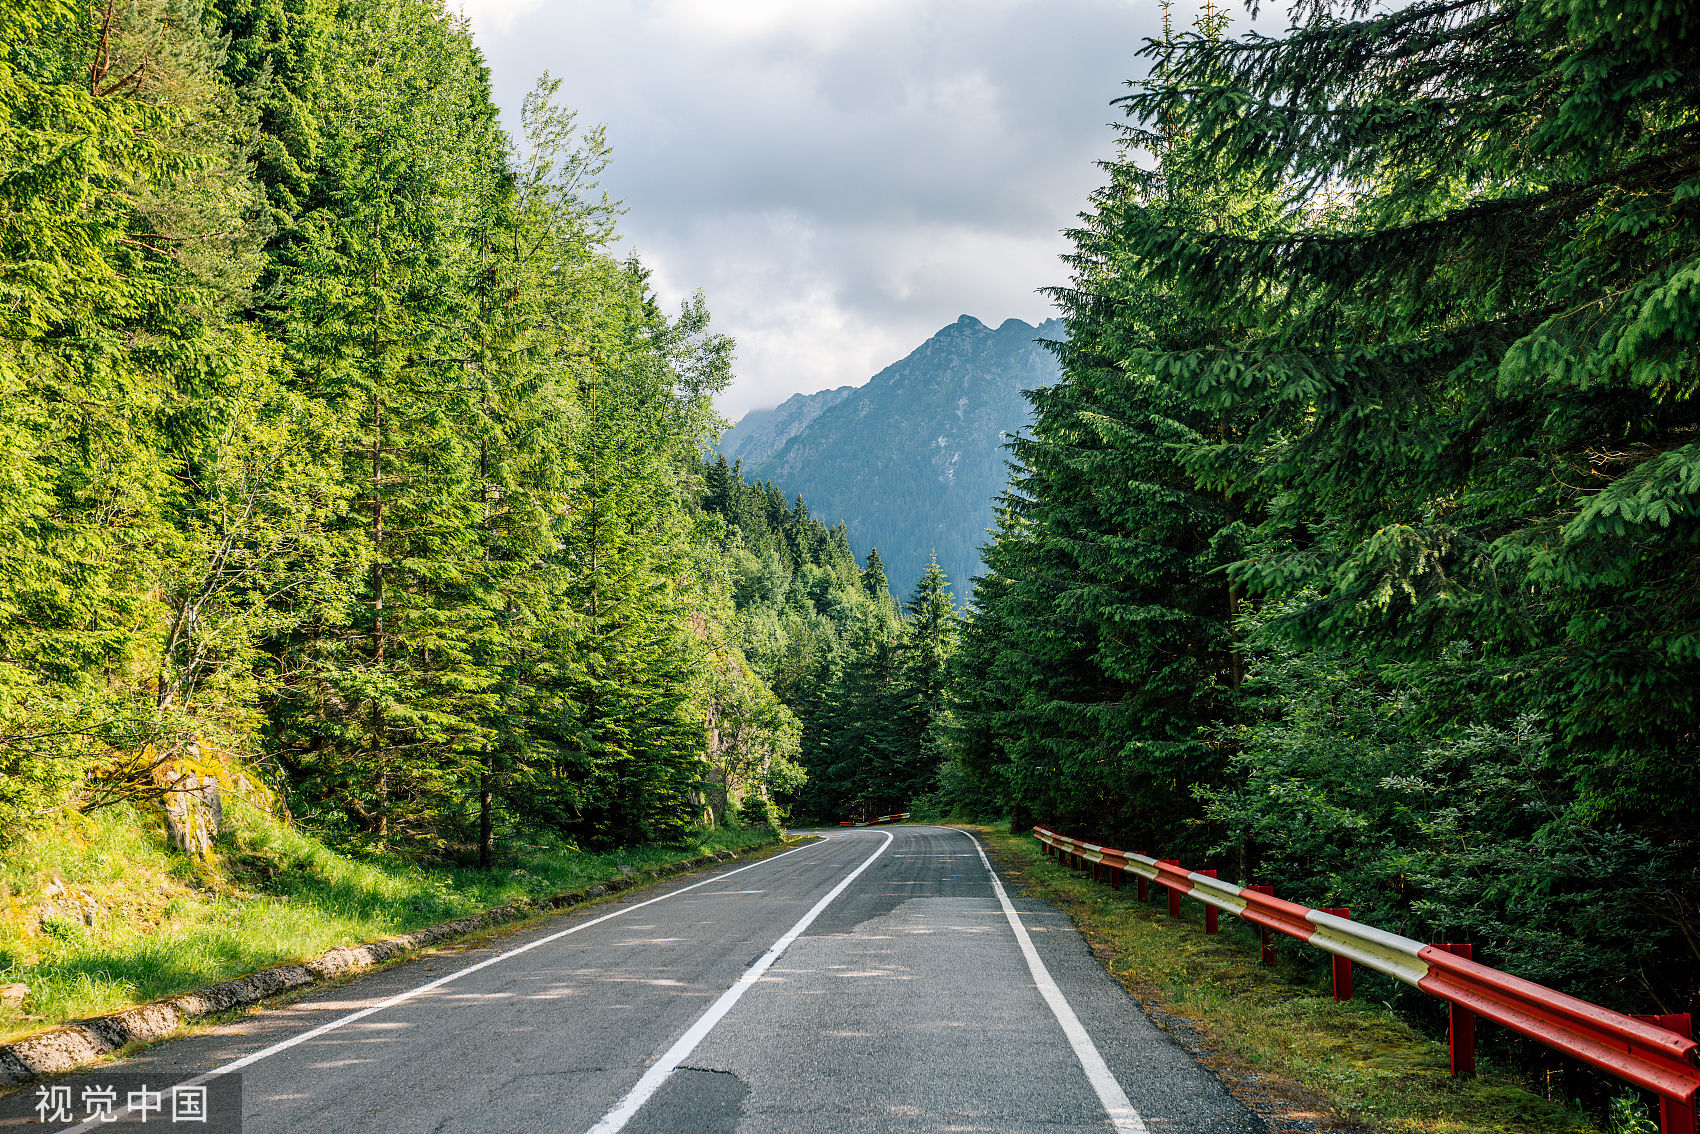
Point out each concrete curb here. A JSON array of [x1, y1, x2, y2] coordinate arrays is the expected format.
[[0, 837, 787, 1088]]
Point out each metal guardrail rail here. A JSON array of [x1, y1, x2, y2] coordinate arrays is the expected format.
[[1033, 825, 1700, 1134]]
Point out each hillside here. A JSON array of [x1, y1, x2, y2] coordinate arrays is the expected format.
[[730, 315, 1063, 592], [718, 385, 855, 466]]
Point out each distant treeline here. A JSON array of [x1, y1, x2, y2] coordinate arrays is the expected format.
[[1, 0, 802, 856], [699, 456, 958, 822], [943, 0, 1700, 1020]]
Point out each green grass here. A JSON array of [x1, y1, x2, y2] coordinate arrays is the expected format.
[[971, 823, 1638, 1134], [0, 800, 780, 1043]]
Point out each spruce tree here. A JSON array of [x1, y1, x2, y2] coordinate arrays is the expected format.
[[939, 511, 1029, 822], [251, 0, 507, 847], [1, 0, 285, 823], [860, 547, 893, 609], [881, 556, 959, 808], [1057, 0, 1700, 1007], [945, 8, 1269, 850]]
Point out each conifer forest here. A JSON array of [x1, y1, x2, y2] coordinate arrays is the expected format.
[[946, 0, 1700, 1022], [3, 0, 1699, 1069]]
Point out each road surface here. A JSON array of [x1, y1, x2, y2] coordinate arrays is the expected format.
[[3, 827, 1258, 1133]]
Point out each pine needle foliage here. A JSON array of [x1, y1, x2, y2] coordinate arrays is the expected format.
[[0, 0, 797, 862], [697, 461, 963, 821], [949, 0, 1700, 1015]]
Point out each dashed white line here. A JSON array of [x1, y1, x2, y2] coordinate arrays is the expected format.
[[59, 838, 826, 1134], [584, 829, 895, 1134]]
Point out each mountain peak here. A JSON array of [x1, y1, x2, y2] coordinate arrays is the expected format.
[[721, 315, 1065, 592]]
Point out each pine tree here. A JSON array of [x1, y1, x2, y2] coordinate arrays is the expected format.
[[944, 8, 1270, 850], [860, 547, 893, 609], [252, 0, 507, 848]]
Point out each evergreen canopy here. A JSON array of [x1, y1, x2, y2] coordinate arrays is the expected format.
[[947, 0, 1700, 1015]]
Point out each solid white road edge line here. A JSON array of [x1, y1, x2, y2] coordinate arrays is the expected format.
[[59, 836, 830, 1134], [583, 829, 896, 1134], [962, 829, 1151, 1134]]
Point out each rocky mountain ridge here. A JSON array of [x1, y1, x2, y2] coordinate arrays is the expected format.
[[717, 384, 855, 467], [719, 315, 1063, 594]]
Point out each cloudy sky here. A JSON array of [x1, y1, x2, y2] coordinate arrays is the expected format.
[[458, 0, 1182, 420]]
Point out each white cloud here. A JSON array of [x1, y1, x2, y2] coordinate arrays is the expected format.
[[642, 0, 911, 51], [464, 0, 1239, 419], [451, 0, 545, 37]]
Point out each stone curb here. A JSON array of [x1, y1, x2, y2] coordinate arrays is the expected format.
[[0, 838, 786, 1088]]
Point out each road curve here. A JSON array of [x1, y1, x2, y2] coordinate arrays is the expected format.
[[1, 827, 1257, 1133]]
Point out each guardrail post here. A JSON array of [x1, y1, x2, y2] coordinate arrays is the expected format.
[[1437, 944, 1476, 1076], [1325, 909, 1353, 1000], [1630, 1013, 1696, 1134], [1248, 885, 1276, 964], [1200, 870, 1219, 933], [1135, 855, 1149, 902], [1108, 865, 1122, 890], [1160, 860, 1181, 917]]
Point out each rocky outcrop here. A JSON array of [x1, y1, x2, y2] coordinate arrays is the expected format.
[[0, 839, 786, 1088], [36, 880, 101, 932], [149, 742, 281, 864], [159, 769, 223, 859]]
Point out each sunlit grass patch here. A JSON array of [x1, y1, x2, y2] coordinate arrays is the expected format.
[[0, 803, 779, 1043]]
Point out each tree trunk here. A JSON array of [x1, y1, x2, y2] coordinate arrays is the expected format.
[[1227, 581, 1244, 691], [479, 765, 494, 868]]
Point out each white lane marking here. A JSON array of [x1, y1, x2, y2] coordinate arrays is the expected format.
[[59, 838, 828, 1134], [963, 830, 1150, 1134], [585, 830, 894, 1134]]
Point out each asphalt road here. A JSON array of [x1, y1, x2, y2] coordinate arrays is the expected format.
[[2, 827, 1259, 1134]]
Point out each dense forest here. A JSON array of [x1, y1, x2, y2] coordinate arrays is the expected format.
[[943, 0, 1700, 1023], [0, 0, 813, 858], [697, 456, 959, 822], [7, 0, 1697, 1048]]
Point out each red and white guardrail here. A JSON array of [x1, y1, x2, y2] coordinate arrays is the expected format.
[[838, 812, 911, 827], [1034, 825, 1700, 1134]]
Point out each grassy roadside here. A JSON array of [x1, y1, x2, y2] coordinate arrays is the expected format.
[[0, 801, 780, 1044], [971, 823, 1621, 1134]]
